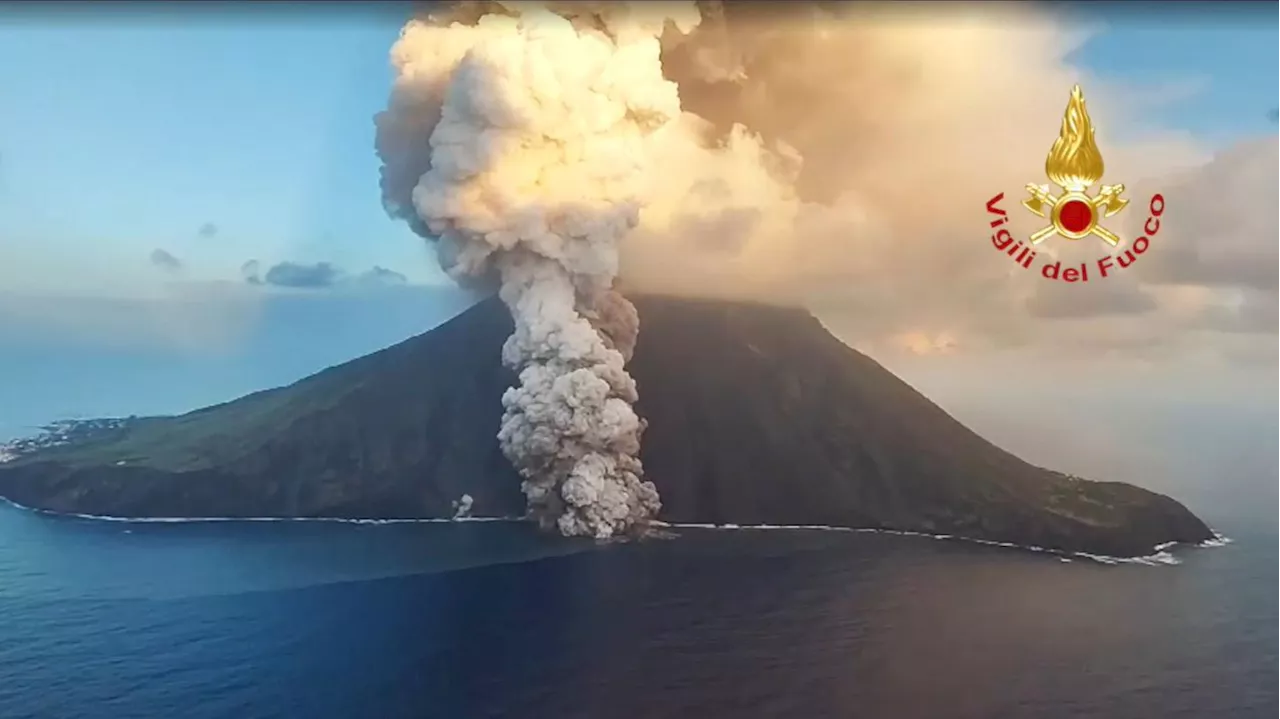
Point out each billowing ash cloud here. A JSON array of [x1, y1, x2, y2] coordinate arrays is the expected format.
[[378, 2, 1140, 347], [374, 0, 1266, 532], [375, 1, 702, 538]]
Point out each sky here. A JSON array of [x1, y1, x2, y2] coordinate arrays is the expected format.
[[0, 5, 429, 292], [0, 2, 1275, 527], [1059, 5, 1278, 143], [0, 3, 1273, 295]]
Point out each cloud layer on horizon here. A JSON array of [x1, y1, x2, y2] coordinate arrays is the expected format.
[[0, 280, 469, 355], [240, 260, 409, 289]]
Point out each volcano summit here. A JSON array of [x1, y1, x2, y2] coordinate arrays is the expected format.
[[0, 295, 1212, 558]]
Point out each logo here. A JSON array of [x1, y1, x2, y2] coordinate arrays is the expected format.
[[1022, 85, 1129, 247], [984, 84, 1166, 283]]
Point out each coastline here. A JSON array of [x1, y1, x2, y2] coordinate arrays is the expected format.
[[0, 495, 1231, 568]]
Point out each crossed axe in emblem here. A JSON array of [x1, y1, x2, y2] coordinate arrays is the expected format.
[[1022, 183, 1129, 246]]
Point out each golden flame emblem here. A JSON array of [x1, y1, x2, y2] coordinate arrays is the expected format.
[[1046, 85, 1104, 191], [1022, 85, 1129, 246]]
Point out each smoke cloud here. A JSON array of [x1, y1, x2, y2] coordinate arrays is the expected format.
[[622, 3, 1203, 318], [377, 1, 703, 538], [374, 1, 1233, 534]]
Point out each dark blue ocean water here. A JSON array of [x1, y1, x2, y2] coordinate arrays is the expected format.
[[0, 504, 1275, 719]]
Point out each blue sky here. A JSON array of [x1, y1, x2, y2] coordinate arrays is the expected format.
[[0, 4, 435, 292], [1062, 3, 1278, 143], [0, 5, 1275, 513]]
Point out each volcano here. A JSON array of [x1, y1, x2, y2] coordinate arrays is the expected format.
[[0, 295, 1211, 557]]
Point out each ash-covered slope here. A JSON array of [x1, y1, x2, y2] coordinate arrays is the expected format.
[[0, 296, 1211, 556]]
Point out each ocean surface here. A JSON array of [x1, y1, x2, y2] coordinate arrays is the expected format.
[[0, 503, 1274, 719]]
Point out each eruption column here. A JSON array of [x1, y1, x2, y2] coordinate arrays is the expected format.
[[393, 5, 699, 537]]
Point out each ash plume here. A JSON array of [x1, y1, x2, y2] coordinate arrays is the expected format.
[[374, 1, 1195, 535], [375, 1, 700, 538]]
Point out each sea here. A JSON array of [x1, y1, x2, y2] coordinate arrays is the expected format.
[[0, 502, 1274, 719]]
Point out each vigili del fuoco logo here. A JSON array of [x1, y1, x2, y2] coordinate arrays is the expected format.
[[984, 85, 1166, 283]]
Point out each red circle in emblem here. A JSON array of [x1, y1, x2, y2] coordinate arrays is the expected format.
[[1058, 199, 1094, 234]]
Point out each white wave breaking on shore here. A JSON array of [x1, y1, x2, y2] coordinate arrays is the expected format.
[[651, 521, 1235, 567], [0, 497, 1230, 566]]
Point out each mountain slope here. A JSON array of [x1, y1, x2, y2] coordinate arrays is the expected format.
[[0, 295, 1212, 556]]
